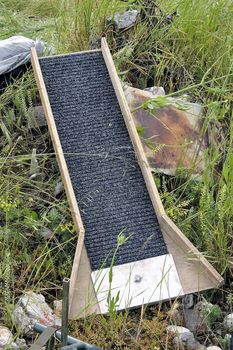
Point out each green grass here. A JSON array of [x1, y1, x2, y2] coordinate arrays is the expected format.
[[0, 73, 76, 325], [0, 0, 232, 348]]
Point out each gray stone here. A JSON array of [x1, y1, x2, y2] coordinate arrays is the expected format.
[[54, 181, 64, 197], [29, 105, 46, 128], [144, 86, 165, 96], [112, 10, 139, 29], [195, 301, 214, 315], [167, 325, 192, 335], [172, 331, 195, 347], [184, 301, 221, 332], [183, 294, 194, 309], [166, 325, 206, 349], [223, 313, 233, 330], [12, 292, 61, 335], [37, 227, 53, 239], [0, 326, 13, 349], [167, 326, 194, 346], [15, 338, 28, 350], [206, 346, 222, 350], [184, 308, 201, 332]]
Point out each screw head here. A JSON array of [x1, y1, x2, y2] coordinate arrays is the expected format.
[[134, 274, 143, 283]]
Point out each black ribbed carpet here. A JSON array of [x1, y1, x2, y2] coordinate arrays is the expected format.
[[39, 51, 167, 270]]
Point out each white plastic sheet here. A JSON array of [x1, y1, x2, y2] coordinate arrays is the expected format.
[[0, 36, 44, 75]]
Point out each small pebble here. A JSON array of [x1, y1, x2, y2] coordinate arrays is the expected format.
[[112, 9, 139, 30], [37, 227, 53, 240], [183, 294, 194, 309], [0, 326, 13, 348], [54, 181, 64, 197], [166, 325, 194, 347], [144, 86, 165, 96], [28, 105, 46, 128], [166, 325, 192, 335], [223, 313, 233, 330]]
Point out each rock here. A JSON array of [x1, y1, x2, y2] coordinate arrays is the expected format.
[[12, 292, 61, 335], [167, 325, 192, 335], [206, 346, 222, 350], [183, 294, 194, 309], [53, 299, 62, 317], [167, 326, 194, 347], [195, 301, 221, 324], [166, 325, 206, 349], [174, 335, 206, 350], [184, 301, 221, 332], [54, 181, 64, 197], [144, 86, 165, 96], [112, 10, 139, 30], [15, 338, 28, 350], [184, 309, 200, 333], [223, 313, 233, 330], [0, 326, 13, 349], [54, 316, 61, 327], [37, 227, 53, 239], [172, 332, 195, 348], [28, 105, 46, 128]]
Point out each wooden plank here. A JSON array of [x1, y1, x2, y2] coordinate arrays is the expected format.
[[160, 214, 224, 293], [101, 38, 165, 223], [39, 49, 101, 60], [69, 246, 100, 318], [30, 48, 97, 316]]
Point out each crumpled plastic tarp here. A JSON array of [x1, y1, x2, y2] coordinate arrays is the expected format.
[[0, 35, 44, 75]]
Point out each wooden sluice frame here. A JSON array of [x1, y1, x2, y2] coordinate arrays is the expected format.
[[31, 38, 223, 319]]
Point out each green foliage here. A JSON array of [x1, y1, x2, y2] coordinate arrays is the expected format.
[[206, 304, 222, 325], [54, 0, 128, 53], [0, 77, 75, 325], [116, 0, 232, 91], [70, 307, 171, 349], [136, 95, 191, 113], [159, 176, 193, 233]]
